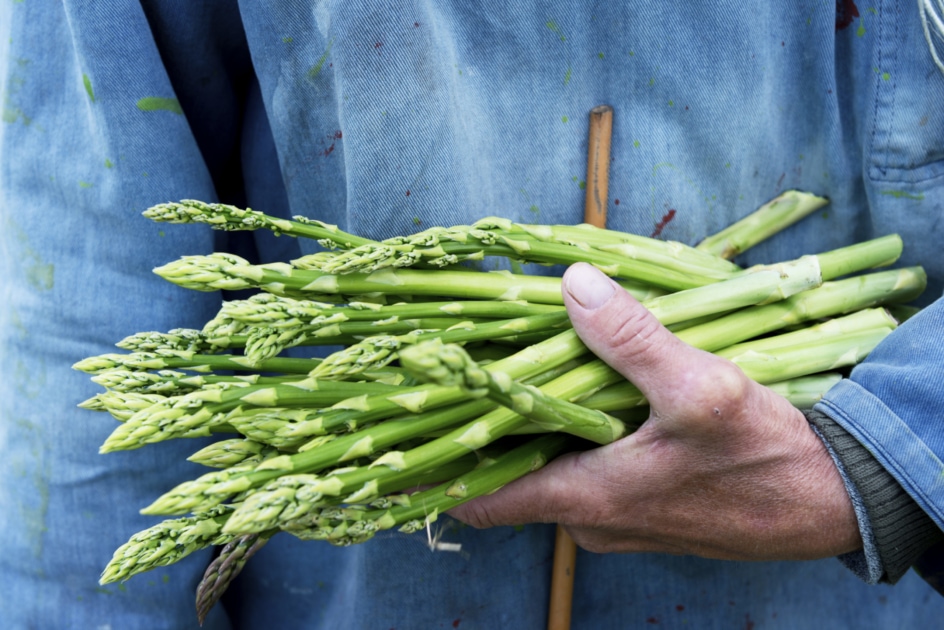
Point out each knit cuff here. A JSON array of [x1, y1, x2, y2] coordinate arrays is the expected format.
[[806, 409, 944, 583]]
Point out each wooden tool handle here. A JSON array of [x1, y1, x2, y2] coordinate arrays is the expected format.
[[547, 104, 614, 630]]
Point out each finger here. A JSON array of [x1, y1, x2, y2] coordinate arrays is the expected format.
[[447, 450, 599, 529], [562, 262, 739, 415]]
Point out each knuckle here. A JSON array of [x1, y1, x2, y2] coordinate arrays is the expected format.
[[605, 306, 669, 367], [452, 501, 500, 529], [679, 356, 752, 420]]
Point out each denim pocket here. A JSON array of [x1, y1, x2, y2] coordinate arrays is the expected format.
[[866, 0, 944, 183]]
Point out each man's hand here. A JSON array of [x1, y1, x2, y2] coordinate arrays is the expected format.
[[449, 262, 862, 561]]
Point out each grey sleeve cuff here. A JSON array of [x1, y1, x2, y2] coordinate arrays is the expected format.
[[806, 409, 944, 584]]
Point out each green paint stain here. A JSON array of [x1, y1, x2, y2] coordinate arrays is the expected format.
[[563, 66, 572, 86], [78, 181, 92, 188], [633, 140, 640, 148], [104, 158, 113, 168], [881, 190, 924, 200], [597, 52, 604, 59], [545, 21, 566, 42], [578, 180, 586, 190], [821, 210, 830, 219], [82, 73, 95, 102], [629, 50, 635, 57], [162, 574, 170, 583], [136, 97, 183, 115], [648, 77, 655, 86], [158, 230, 165, 238], [529, 204, 539, 215], [881, 71, 890, 81], [26, 263, 54, 291], [283, 36, 294, 43], [561, 115, 568, 123], [2, 105, 30, 125], [308, 40, 334, 80], [725, 162, 731, 168], [668, 100, 674, 107], [857, 22, 866, 37], [412, 216, 421, 225]]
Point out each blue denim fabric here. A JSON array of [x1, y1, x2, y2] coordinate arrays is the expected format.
[[2, 1, 943, 628]]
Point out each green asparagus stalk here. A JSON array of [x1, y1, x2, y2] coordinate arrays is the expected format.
[[309, 310, 570, 379], [73, 350, 322, 376], [98, 378, 404, 453], [309, 223, 731, 290], [99, 506, 234, 584], [195, 533, 272, 625], [399, 341, 626, 445], [674, 267, 925, 352], [713, 307, 897, 359], [579, 372, 845, 413], [281, 433, 571, 546], [764, 373, 844, 409], [187, 438, 279, 469], [152, 255, 661, 304], [487, 216, 742, 275], [696, 190, 830, 259], [143, 199, 377, 249], [217, 294, 564, 328]]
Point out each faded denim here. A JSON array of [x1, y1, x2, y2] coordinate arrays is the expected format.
[[1, 1, 942, 628]]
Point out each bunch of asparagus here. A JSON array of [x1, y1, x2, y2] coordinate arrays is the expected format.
[[75, 191, 925, 622]]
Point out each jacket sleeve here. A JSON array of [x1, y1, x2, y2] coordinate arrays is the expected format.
[[815, 296, 944, 591]]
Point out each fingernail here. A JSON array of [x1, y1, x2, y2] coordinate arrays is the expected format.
[[565, 264, 615, 309]]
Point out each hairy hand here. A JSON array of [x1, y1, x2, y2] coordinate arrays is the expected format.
[[449, 263, 861, 561]]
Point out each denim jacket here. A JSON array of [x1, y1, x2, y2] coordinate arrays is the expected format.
[[1, 1, 942, 628]]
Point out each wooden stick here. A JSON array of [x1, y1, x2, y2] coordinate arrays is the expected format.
[[547, 104, 614, 630], [547, 526, 578, 630], [582, 105, 614, 230]]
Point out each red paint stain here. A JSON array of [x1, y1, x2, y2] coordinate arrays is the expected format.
[[836, 0, 860, 30], [323, 131, 343, 157], [646, 616, 659, 624], [375, 41, 383, 49], [676, 604, 685, 612], [614, 198, 620, 205], [745, 613, 755, 630], [405, 190, 411, 197], [650, 209, 676, 238], [414, 22, 421, 27], [452, 619, 461, 628]]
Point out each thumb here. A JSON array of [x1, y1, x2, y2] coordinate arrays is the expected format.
[[562, 262, 728, 414]]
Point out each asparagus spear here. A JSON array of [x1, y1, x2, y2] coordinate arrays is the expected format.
[[398, 341, 626, 445], [195, 533, 272, 625], [696, 190, 830, 259]]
